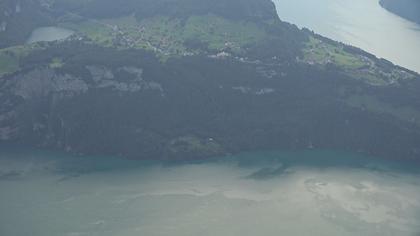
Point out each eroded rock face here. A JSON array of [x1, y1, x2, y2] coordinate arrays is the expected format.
[[87, 65, 164, 94], [15, 3, 21, 13], [0, 127, 16, 140], [0, 68, 87, 141], [3, 27, 420, 161], [86, 65, 114, 82], [13, 69, 88, 99], [9, 66, 164, 101], [0, 63, 167, 149], [0, 22, 6, 32]]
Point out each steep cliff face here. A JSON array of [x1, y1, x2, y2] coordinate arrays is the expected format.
[[1, 68, 160, 144], [380, 0, 420, 24], [0, 0, 419, 160], [1, 41, 420, 160]]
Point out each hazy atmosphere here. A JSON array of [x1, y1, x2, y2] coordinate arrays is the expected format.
[[0, 0, 419, 235], [274, 0, 420, 73], [1, 148, 420, 236]]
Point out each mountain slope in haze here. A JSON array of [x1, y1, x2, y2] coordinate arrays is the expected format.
[[0, 0, 419, 160], [380, 0, 420, 24], [0, 0, 52, 48]]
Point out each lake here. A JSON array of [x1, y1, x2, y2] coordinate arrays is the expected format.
[[26, 27, 74, 44], [273, 0, 420, 73], [1, 147, 419, 236]]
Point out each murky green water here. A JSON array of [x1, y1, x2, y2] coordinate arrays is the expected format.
[[0, 147, 419, 236], [26, 27, 74, 44]]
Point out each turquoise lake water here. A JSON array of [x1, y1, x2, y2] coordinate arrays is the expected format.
[[10, 3, 420, 233], [0, 147, 419, 236]]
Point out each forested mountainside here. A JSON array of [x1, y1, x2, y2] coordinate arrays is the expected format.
[[380, 0, 420, 24], [0, 0, 419, 160], [0, 0, 53, 48]]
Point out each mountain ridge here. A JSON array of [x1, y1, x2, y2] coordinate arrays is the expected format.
[[380, 0, 420, 24], [0, 0, 419, 160]]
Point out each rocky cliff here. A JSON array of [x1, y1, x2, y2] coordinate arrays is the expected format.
[[0, 0, 419, 160]]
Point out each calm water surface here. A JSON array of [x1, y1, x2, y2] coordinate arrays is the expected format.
[[273, 0, 420, 73], [26, 27, 74, 44], [9, 3, 420, 234], [0, 147, 419, 236]]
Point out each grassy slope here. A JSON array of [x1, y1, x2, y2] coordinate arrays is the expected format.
[[0, 45, 42, 76], [0, 53, 19, 76], [303, 37, 365, 69], [60, 14, 267, 56], [301, 36, 417, 86], [0, 0, 419, 159]]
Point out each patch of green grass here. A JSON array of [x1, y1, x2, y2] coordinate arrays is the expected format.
[[80, 22, 114, 44], [301, 36, 407, 86], [134, 16, 187, 53], [349, 71, 389, 86], [59, 21, 115, 46], [184, 14, 266, 52], [0, 53, 19, 77], [59, 14, 267, 56], [303, 37, 366, 69], [49, 57, 64, 69], [0, 45, 40, 77]]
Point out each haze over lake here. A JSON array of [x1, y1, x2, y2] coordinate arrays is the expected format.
[[1, 1, 419, 235], [273, 0, 420, 73], [26, 27, 74, 44], [1, 148, 420, 236]]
